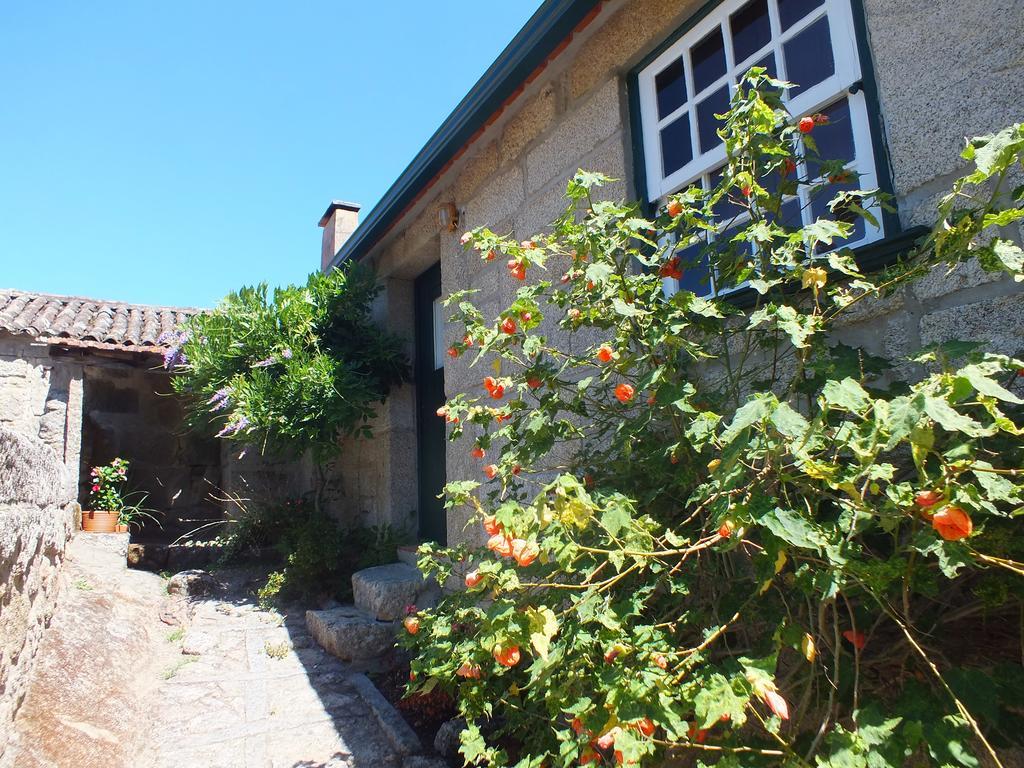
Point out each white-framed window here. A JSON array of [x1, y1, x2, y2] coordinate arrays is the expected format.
[[635, 0, 884, 297]]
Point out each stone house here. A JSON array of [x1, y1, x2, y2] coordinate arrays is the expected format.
[[0, 289, 222, 542], [318, 0, 1024, 547]]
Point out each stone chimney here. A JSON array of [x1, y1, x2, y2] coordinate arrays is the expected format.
[[318, 201, 360, 272]]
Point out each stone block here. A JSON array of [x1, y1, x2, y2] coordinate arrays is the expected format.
[[352, 562, 433, 621], [166, 569, 217, 597], [462, 165, 524, 232], [454, 141, 499, 202], [911, 258, 1007, 303], [919, 292, 1024, 358], [306, 606, 397, 661], [500, 82, 558, 166], [567, 0, 702, 101], [864, 0, 1024, 197], [0, 427, 68, 508], [525, 78, 622, 194]]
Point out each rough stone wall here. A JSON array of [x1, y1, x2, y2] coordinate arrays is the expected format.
[[0, 427, 76, 755], [0, 333, 84, 499], [349, 0, 1024, 545]]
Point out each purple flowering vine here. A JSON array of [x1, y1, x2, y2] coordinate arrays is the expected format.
[[215, 415, 250, 438]]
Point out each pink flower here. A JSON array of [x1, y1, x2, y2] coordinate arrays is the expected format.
[[764, 689, 790, 720]]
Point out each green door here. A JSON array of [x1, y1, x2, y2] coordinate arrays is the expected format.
[[414, 263, 447, 544]]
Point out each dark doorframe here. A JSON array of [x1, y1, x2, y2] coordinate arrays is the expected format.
[[413, 263, 447, 544]]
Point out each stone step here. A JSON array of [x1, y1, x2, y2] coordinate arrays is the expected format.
[[352, 562, 438, 621], [306, 606, 398, 663]]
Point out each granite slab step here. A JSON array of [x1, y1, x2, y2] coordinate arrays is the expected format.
[[306, 606, 398, 662], [352, 562, 438, 621]]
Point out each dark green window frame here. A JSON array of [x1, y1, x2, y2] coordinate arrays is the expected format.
[[625, 0, 917, 296]]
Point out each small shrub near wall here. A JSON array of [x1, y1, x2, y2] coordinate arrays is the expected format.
[[401, 73, 1024, 767]]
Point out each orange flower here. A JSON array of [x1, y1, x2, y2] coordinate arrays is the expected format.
[[634, 717, 655, 737], [493, 645, 521, 667], [615, 383, 635, 403], [511, 539, 538, 567], [932, 505, 972, 541], [842, 629, 866, 650], [487, 534, 514, 557]]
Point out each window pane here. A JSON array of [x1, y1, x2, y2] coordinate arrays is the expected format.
[[712, 224, 746, 292], [691, 27, 727, 93], [730, 0, 771, 64], [709, 166, 745, 222], [778, 0, 825, 30], [810, 181, 866, 245], [804, 98, 854, 179], [677, 244, 713, 296], [655, 58, 688, 119], [697, 85, 730, 154], [783, 15, 834, 92], [660, 114, 693, 176], [751, 51, 777, 79], [766, 197, 804, 228]]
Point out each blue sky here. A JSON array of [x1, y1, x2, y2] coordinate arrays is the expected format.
[[0, 2, 538, 307]]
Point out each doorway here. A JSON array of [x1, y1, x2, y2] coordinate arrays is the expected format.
[[413, 263, 447, 544]]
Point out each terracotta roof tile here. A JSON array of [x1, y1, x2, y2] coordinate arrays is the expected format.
[[0, 288, 201, 353]]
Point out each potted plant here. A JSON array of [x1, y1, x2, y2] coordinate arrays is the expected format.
[[82, 458, 156, 533]]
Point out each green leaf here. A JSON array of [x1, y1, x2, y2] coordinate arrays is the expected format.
[[693, 673, 748, 728], [771, 402, 810, 438], [822, 378, 871, 413], [924, 395, 990, 437], [600, 503, 631, 538], [720, 395, 774, 445], [526, 606, 558, 660], [961, 364, 1023, 403], [758, 507, 828, 551], [612, 298, 648, 317]]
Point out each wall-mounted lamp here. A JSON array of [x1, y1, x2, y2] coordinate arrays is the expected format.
[[438, 202, 459, 233]]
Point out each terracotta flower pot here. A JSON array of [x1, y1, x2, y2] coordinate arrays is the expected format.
[[81, 510, 128, 534]]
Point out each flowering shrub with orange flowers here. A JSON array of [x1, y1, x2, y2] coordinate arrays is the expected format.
[[403, 72, 1024, 767]]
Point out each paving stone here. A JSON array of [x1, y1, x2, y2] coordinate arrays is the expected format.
[[9, 536, 426, 768], [180, 629, 217, 656]]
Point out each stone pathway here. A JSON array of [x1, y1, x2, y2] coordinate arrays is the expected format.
[[6, 534, 441, 768]]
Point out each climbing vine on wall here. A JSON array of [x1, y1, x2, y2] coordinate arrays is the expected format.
[[402, 72, 1024, 767]]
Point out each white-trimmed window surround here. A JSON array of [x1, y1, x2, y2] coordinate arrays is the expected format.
[[636, 0, 884, 297]]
